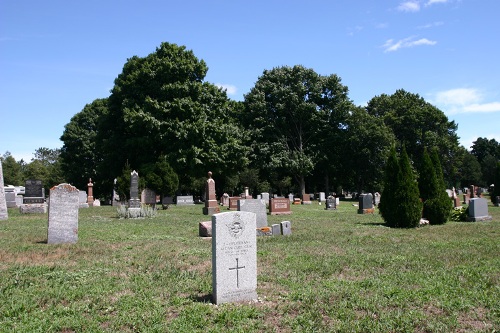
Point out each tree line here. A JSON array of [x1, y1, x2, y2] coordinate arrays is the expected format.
[[2, 42, 500, 201]]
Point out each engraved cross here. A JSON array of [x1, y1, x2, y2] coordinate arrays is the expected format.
[[228, 258, 245, 288]]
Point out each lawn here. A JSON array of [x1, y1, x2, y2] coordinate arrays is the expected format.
[[1, 200, 499, 332]]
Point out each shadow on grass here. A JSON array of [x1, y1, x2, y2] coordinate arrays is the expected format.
[[190, 294, 213, 303], [357, 222, 388, 227], [36, 240, 48, 244]]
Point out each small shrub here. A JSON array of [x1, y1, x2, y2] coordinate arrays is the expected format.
[[450, 206, 468, 222], [423, 197, 452, 225]]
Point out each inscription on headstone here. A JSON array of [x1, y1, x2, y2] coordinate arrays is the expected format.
[[212, 211, 257, 304], [24, 179, 44, 204], [269, 198, 292, 215], [47, 184, 79, 244], [176, 195, 194, 205]]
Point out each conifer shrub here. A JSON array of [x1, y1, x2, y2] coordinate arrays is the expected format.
[[492, 162, 500, 204], [380, 146, 422, 228]]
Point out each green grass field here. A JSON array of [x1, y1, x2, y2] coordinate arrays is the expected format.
[[1, 200, 499, 332]]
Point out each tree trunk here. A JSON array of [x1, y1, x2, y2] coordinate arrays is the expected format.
[[300, 175, 306, 196]]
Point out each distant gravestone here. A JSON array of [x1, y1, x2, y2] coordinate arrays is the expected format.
[[319, 192, 326, 203], [357, 194, 374, 214], [176, 195, 194, 205], [212, 211, 257, 304], [228, 197, 240, 210], [79, 190, 89, 208], [467, 198, 492, 222], [280, 221, 292, 235], [302, 193, 312, 205], [47, 184, 79, 244], [269, 198, 292, 215], [221, 193, 230, 207], [374, 192, 381, 206], [24, 179, 44, 204], [494, 196, 500, 207], [261, 192, 270, 205], [141, 188, 156, 205], [203, 171, 220, 215], [0, 163, 7, 220], [87, 178, 94, 207], [238, 199, 267, 228], [271, 223, 281, 235], [129, 171, 140, 208], [325, 197, 336, 210], [288, 193, 294, 202]]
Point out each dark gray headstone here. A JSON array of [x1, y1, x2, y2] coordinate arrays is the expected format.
[[238, 199, 267, 228], [280, 221, 292, 236], [129, 170, 140, 208], [47, 184, 79, 244], [23, 179, 44, 204], [467, 198, 492, 221], [358, 193, 374, 214], [212, 211, 257, 304], [325, 197, 336, 210], [0, 163, 7, 220]]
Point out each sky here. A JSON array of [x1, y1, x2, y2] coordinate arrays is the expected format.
[[1, 0, 499, 162]]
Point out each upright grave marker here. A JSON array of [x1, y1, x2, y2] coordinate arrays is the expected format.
[[357, 193, 374, 214], [47, 184, 79, 244], [129, 171, 140, 208], [20, 179, 47, 214], [0, 163, 7, 220], [203, 171, 220, 215], [467, 198, 492, 222], [87, 178, 94, 207], [269, 198, 292, 215], [238, 198, 267, 228], [212, 211, 257, 304]]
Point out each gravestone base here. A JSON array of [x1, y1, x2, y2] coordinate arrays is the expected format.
[[199, 221, 212, 237], [20, 204, 47, 214], [466, 215, 492, 222], [256, 227, 272, 236], [79, 203, 89, 209], [127, 207, 141, 218], [203, 206, 220, 216], [301, 201, 312, 205], [129, 198, 141, 209], [358, 208, 375, 214], [270, 211, 292, 215]]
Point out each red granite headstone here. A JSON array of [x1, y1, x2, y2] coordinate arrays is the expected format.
[[269, 198, 292, 215]]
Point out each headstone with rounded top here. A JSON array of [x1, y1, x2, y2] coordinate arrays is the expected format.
[[47, 184, 79, 244]]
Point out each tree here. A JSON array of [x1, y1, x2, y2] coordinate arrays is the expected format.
[[366, 89, 460, 184], [337, 106, 396, 193], [60, 98, 108, 196], [459, 152, 482, 187], [143, 157, 179, 200], [379, 147, 422, 228], [243, 65, 352, 195], [379, 147, 401, 228], [470, 137, 500, 163], [492, 162, 500, 204], [421, 148, 451, 225], [1, 152, 24, 185], [97, 42, 249, 190], [481, 154, 498, 187]]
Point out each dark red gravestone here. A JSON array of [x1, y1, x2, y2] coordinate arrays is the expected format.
[[269, 198, 292, 215], [203, 171, 220, 215]]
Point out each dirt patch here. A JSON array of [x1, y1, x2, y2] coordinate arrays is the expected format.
[[456, 307, 493, 332]]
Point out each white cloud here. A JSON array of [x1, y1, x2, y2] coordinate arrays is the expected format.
[[431, 88, 500, 115], [398, 1, 421, 12], [417, 21, 444, 29], [215, 83, 237, 95], [383, 36, 437, 52], [425, 0, 449, 6]]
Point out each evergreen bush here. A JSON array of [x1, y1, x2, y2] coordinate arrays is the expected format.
[[424, 148, 452, 225], [379, 147, 400, 227]]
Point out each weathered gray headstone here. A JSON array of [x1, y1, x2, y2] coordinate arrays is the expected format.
[[467, 198, 492, 222], [4, 187, 17, 208], [47, 184, 79, 244], [238, 199, 267, 228], [79, 190, 89, 208], [271, 223, 281, 235], [319, 192, 326, 202], [357, 193, 374, 214], [280, 221, 292, 235], [176, 195, 194, 205], [212, 211, 257, 305], [0, 163, 7, 220], [129, 170, 140, 209], [261, 192, 270, 205], [141, 188, 156, 205]]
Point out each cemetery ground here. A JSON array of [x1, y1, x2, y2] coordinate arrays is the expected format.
[[1, 202, 499, 333]]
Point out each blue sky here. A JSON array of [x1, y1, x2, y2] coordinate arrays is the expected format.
[[1, 0, 499, 162]]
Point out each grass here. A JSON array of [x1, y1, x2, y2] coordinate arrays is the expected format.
[[0, 200, 499, 332]]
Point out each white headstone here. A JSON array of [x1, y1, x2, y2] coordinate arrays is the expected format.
[[212, 211, 257, 304], [280, 221, 292, 235], [47, 184, 79, 244]]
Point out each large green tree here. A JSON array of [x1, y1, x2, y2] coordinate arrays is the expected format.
[[366, 89, 460, 184], [337, 106, 396, 193], [243, 65, 352, 195], [1, 152, 24, 186], [60, 98, 108, 195], [470, 137, 500, 163], [97, 42, 249, 192], [459, 151, 483, 187]]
